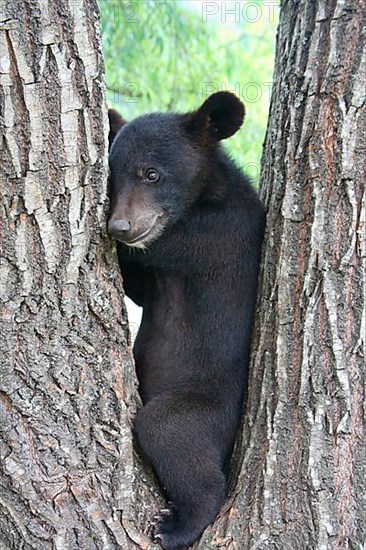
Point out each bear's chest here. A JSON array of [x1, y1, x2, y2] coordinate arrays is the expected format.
[[132, 270, 217, 402]]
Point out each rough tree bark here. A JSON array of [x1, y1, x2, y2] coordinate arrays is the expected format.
[[200, 1, 366, 549], [1, 1, 365, 550], [0, 1, 157, 549]]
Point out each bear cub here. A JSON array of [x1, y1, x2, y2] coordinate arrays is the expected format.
[[108, 92, 265, 549]]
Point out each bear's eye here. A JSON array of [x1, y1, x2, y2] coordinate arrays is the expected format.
[[145, 168, 160, 183]]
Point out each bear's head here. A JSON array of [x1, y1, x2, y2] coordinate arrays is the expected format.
[[108, 92, 245, 248]]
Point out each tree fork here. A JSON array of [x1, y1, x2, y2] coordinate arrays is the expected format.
[[1, 1, 365, 549]]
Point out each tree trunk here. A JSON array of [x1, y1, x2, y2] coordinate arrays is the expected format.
[[199, 1, 366, 548], [0, 1, 157, 548]]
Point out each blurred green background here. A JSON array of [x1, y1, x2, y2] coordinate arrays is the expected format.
[[100, 0, 278, 182]]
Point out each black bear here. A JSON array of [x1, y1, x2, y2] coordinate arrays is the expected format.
[[108, 92, 265, 549]]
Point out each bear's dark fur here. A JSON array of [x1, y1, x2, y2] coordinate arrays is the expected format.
[[108, 92, 265, 549]]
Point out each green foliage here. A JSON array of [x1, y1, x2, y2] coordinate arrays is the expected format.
[[99, 0, 278, 181]]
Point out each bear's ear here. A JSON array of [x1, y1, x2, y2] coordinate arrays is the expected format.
[[108, 108, 127, 150], [186, 92, 245, 142]]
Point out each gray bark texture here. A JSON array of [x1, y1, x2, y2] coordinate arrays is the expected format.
[[0, 1, 365, 550], [0, 1, 157, 549], [200, 1, 366, 549]]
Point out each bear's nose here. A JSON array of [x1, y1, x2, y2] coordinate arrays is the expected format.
[[108, 219, 131, 239]]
